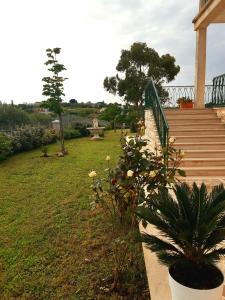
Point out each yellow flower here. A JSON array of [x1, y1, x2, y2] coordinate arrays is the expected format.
[[88, 170, 97, 178], [106, 155, 111, 161], [127, 170, 134, 177], [149, 171, 157, 177]]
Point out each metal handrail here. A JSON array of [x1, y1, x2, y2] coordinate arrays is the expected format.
[[200, 0, 209, 7], [145, 79, 169, 151]]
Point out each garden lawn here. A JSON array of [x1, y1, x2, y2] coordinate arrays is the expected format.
[[0, 131, 148, 300]]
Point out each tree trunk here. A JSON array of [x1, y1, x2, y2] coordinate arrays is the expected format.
[[58, 113, 65, 154]]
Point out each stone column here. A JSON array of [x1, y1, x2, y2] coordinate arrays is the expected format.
[[194, 27, 207, 108]]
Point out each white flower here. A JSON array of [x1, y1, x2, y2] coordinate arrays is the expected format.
[[127, 170, 134, 177], [88, 170, 97, 178], [149, 171, 157, 177], [169, 136, 176, 143], [106, 155, 111, 161]]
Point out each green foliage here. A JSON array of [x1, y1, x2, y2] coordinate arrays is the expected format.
[[91, 135, 184, 225], [41, 145, 49, 157], [177, 97, 193, 104], [7, 126, 57, 153], [42, 48, 67, 114], [0, 103, 54, 130], [29, 113, 53, 126], [42, 48, 67, 153], [138, 183, 225, 268], [0, 102, 30, 129], [104, 42, 180, 114], [63, 128, 81, 140], [41, 128, 58, 145], [0, 134, 12, 161], [100, 103, 122, 122]]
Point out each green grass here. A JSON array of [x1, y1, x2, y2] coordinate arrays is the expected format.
[[0, 131, 148, 300]]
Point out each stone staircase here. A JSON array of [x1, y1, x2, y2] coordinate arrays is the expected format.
[[164, 108, 225, 186]]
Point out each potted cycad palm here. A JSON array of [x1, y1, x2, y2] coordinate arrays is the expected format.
[[138, 183, 225, 300]]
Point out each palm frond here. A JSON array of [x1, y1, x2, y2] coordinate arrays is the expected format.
[[203, 247, 225, 264], [157, 252, 184, 267], [141, 233, 182, 255]]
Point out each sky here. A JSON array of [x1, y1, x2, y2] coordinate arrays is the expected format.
[[0, 0, 224, 104]]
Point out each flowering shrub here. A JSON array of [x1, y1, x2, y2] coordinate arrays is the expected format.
[[90, 134, 184, 224], [6, 125, 57, 153], [89, 135, 184, 293], [111, 135, 184, 222], [0, 133, 12, 161]]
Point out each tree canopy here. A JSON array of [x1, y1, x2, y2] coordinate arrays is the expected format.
[[104, 42, 180, 114]]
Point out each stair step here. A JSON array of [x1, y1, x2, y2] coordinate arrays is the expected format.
[[174, 142, 225, 150], [167, 114, 217, 120], [175, 135, 225, 143], [180, 158, 225, 167], [168, 119, 221, 125], [181, 166, 225, 177], [170, 129, 225, 136], [165, 109, 214, 115], [183, 150, 225, 158], [170, 124, 225, 130]]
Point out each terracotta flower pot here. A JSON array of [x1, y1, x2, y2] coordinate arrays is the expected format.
[[180, 101, 193, 109]]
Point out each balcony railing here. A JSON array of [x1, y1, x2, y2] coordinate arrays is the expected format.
[[162, 73, 225, 108], [161, 85, 214, 107]]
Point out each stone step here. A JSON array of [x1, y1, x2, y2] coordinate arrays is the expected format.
[[170, 129, 225, 136], [168, 118, 221, 125], [174, 142, 225, 150], [182, 150, 225, 158], [170, 124, 224, 130], [175, 135, 225, 143], [166, 114, 217, 120], [164, 108, 214, 115], [179, 158, 225, 168], [181, 166, 225, 177]]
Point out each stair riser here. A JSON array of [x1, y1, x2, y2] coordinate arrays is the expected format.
[[184, 169, 225, 177], [179, 160, 225, 168], [165, 109, 214, 115], [170, 125, 224, 130], [168, 119, 221, 125], [167, 115, 217, 120], [174, 144, 225, 150], [175, 137, 225, 143], [170, 130, 225, 136], [182, 152, 225, 158]]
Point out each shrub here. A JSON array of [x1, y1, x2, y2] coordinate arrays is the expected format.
[[6, 126, 57, 153], [63, 128, 81, 140], [0, 133, 12, 161], [41, 129, 57, 145], [0, 103, 30, 129]]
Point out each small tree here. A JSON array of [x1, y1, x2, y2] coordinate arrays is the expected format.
[[42, 48, 67, 154]]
